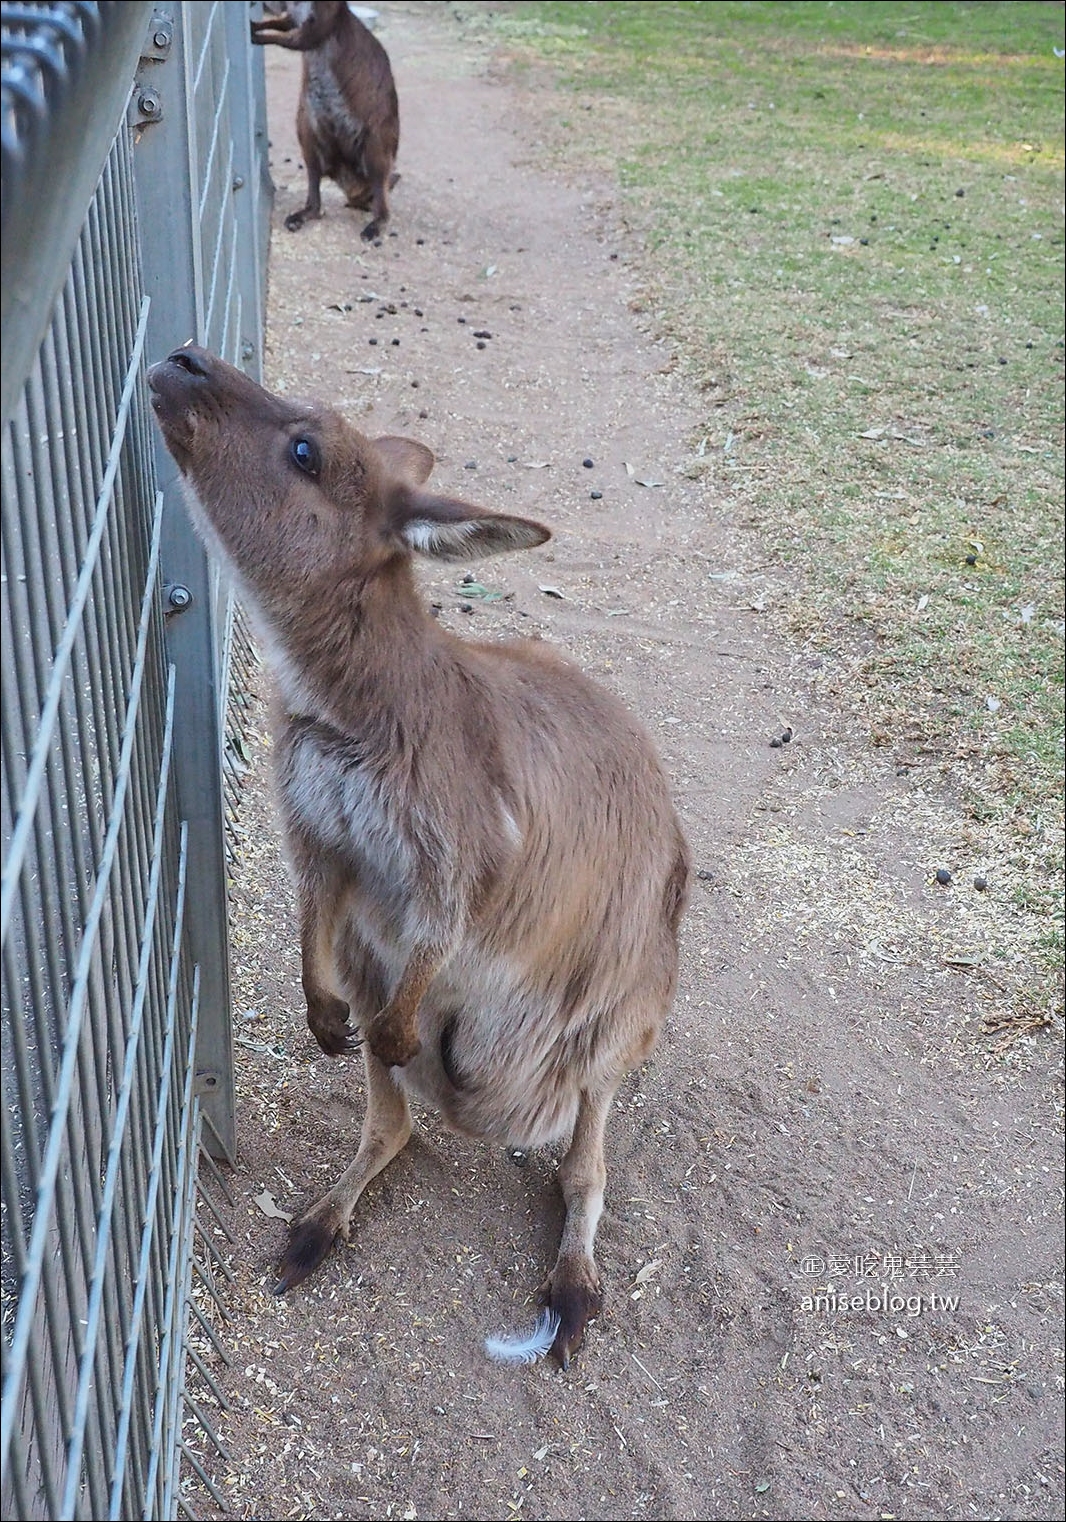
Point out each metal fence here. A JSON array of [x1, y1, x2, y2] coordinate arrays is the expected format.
[[1, 3, 270, 1517]]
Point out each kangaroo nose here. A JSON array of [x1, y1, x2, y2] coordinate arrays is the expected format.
[[167, 345, 211, 376]]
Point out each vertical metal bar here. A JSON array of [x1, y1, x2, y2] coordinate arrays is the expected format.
[[133, 4, 236, 1162], [224, 0, 272, 379]]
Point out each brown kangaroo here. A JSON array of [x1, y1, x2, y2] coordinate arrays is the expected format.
[[147, 345, 689, 1365], [250, 1, 400, 241]]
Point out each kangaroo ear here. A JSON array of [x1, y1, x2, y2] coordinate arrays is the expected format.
[[373, 436, 436, 486], [392, 488, 551, 562]]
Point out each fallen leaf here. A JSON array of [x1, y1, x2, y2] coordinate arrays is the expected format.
[[522, 460, 551, 469], [915, 594, 929, 613], [859, 427, 885, 439], [254, 1189, 292, 1222], [457, 581, 508, 602], [634, 476, 664, 488], [539, 585, 565, 599], [634, 1259, 662, 1285]]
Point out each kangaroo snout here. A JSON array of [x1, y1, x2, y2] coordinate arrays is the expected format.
[[148, 344, 240, 406], [148, 346, 298, 480], [146, 347, 212, 468]]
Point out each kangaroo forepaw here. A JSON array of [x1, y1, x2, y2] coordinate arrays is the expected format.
[[538, 1263, 603, 1369], [360, 219, 384, 243], [307, 995, 359, 1057], [365, 1012, 421, 1068], [285, 207, 321, 233], [273, 1210, 341, 1294]]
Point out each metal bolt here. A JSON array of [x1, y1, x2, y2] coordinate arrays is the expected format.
[[153, 29, 169, 47], [138, 90, 161, 118], [167, 584, 192, 611], [232, 174, 245, 190]]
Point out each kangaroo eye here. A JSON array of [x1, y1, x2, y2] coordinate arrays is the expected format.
[[290, 437, 320, 476]]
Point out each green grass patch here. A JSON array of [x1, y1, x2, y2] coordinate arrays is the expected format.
[[470, 0, 1065, 982]]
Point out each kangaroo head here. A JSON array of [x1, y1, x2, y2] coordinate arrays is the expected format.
[[147, 345, 550, 618]]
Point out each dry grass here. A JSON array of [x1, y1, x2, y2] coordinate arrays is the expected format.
[[466, 0, 1065, 1013]]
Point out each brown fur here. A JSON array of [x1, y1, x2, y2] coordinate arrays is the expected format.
[[250, 1, 400, 240], [147, 345, 690, 1365]]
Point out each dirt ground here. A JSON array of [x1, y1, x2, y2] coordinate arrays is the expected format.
[[183, 6, 1064, 1519]]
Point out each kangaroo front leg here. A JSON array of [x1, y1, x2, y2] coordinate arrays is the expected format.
[[250, 10, 333, 49], [285, 112, 325, 231], [540, 1084, 616, 1368], [275, 1049, 412, 1292], [249, 15, 296, 44], [298, 871, 355, 1057], [364, 944, 442, 1068]]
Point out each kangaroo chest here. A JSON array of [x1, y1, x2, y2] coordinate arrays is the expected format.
[[278, 719, 412, 914], [303, 48, 365, 145]]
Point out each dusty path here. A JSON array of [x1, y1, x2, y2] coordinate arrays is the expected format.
[[187, 6, 1063, 1519]]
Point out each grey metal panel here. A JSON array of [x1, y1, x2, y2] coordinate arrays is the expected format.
[[0, 1, 155, 432]]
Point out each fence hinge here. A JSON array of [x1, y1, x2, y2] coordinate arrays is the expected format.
[[142, 11, 174, 61], [130, 10, 173, 130]]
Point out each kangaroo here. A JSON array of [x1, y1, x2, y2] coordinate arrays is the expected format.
[[147, 345, 689, 1365], [250, 1, 400, 241]]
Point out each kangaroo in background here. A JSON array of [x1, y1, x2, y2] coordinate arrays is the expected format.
[[147, 345, 689, 1366], [251, 1, 400, 241]]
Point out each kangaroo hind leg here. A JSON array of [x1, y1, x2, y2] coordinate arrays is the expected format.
[[274, 1049, 412, 1292], [538, 1082, 616, 1368]]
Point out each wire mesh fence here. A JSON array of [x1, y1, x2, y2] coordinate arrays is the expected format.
[[1, 4, 271, 1516]]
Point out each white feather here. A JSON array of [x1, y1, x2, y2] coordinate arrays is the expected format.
[[484, 1309, 560, 1366]]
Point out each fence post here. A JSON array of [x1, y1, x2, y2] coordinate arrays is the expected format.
[[130, 2, 261, 1161]]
